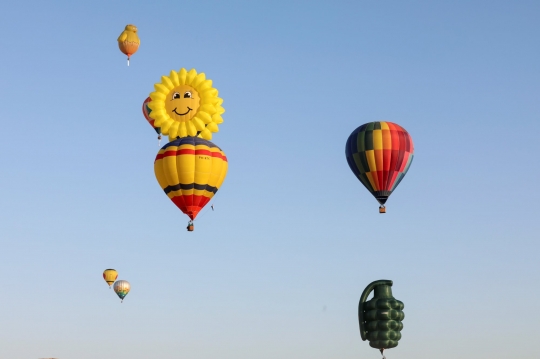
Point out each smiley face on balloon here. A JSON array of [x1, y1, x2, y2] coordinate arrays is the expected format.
[[165, 84, 201, 121], [147, 68, 224, 141]]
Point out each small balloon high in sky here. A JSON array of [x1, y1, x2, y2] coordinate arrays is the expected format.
[[117, 24, 140, 66], [102, 269, 118, 288], [113, 280, 131, 303]]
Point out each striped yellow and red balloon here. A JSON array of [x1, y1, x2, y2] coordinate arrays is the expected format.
[[154, 136, 228, 221], [345, 121, 414, 210]]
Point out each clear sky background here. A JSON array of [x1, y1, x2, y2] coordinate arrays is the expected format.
[[0, 1, 539, 358]]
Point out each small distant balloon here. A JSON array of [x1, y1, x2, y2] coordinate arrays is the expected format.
[[102, 269, 118, 288], [113, 280, 131, 303], [117, 24, 140, 66]]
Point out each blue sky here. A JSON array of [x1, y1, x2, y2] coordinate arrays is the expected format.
[[0, 1, 539, 358]]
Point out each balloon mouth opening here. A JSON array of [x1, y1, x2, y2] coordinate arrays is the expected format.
[[372, 191, 390, 205]]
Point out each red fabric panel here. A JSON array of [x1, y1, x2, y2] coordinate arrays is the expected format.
[[387, 171, 399, 190], [398, 152, 410, 172], [172, 195, 212, 220], [171, 196, 188, 214]]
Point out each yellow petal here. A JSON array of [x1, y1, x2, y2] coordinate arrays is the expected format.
[[202, 88, 218, 98], [192, 73, 206, 87], [200, 128, 212, 140], [212, 114, 223, 124], [148, 111, 159, 120], [200, 104, 216, 114], [215, 98, 223, 106], [216, 106, 225, 115], [151, 109, 167, 117], [150, 92, 166, 101], [197, 111, 212, 124], [206, 122, 219, 133], [186, 69, 197, 84], [147, 101, 158, 111], [153, 114, 169, 123], [168, 122, 180, 138], [161, 76, 174, 89], [178, 68, 187, 84], [199, 79, 213, 91], [169, 70, 179, 86], [179, 122, 188, 137], [160, 119, 173, 133], [187, 122, 197, 136], [192, 117, 205, 131], [154, 83, 170, 95]]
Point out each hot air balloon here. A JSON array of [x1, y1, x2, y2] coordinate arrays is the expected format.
[[143, 97, 162, 144], [147, 68, 225, 141], [103, 269, 118, 288], [345, 121, 414, 213], [358, 280, 405, 359], [154, 136, 228, 231], [113, 280, 130, 303], [117, 24, 140, 66]]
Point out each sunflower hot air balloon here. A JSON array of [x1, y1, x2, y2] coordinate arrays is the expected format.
[[113, 280, 130, 303], [143, 97, 162, 144], [154, 136, 228, 231], [345, 121, 414, 213], [117, 24, 140, 66], [147, 68, 224, 141], [103, 269, 118, 288]]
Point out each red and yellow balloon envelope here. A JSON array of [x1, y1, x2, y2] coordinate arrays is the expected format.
[[345, 121, 414, 212], [143, 97, 162, 143], [154, 137, 228, 224]]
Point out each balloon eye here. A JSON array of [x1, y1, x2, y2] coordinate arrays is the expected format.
[[172, 92, 181, 99], [184, 91, 192, 98]]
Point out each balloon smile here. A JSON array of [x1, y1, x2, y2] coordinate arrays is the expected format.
[[173, 107, 192, 116]]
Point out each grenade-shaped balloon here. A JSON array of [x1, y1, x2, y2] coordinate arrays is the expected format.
[[358, 280, 404, 356]]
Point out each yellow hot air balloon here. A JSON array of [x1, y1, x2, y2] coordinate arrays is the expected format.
[[103, 269, 118, 288], [117, 24, 140, 66], [147, 68, 225, 141], [154, 136, 228, 231]]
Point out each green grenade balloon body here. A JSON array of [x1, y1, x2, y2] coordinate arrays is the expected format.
[[359, 280, 404, 353]]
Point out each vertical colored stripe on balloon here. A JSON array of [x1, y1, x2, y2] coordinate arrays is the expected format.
[[365, 172, 378, 191]]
